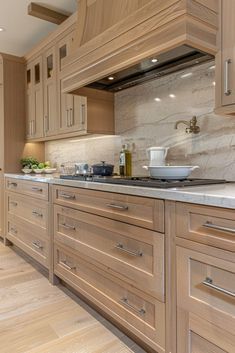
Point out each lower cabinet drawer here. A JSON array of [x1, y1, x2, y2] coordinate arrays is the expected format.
[[54, 244, 165, 353], [7, 193, 48, 230], [177, 246, 235, 335], [6, 218, 49, 268], [54, 205, 164, 300]]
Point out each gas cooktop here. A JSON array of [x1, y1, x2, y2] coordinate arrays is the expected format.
[[60, 175, 227, 189]]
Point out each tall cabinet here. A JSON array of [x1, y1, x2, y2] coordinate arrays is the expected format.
[[0, 54, 26, 237], [215, 0, 235, 114]]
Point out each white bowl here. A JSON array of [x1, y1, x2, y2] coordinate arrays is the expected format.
[[33, 168, 45, 174], [44, 168, 57, 174], [143, 165, 199, 179], [22, 168, 32, 174]]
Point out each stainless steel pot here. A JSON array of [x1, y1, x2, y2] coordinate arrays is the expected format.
[[92, 161, 114, 176]]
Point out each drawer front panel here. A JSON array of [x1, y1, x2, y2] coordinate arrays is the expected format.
[[54, 244, 165, 351], [177, 247, 235, 335], [176, 203, 235, 252], [54, 205, 164, 300], [7, 219, 49, 267], [6, 178, 49, 201], [7, 193, 48, 229], [53, 185, 164, 232]]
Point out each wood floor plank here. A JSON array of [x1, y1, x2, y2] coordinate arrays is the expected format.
[[0, 243, 147, 353]]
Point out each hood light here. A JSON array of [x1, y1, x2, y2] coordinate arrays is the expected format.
[[181, 72, 193, 78], [0, 27, 5, 32], [151, 58, 158, 63], [154, 97, 161, 102], [108, 76, 115, 80], [169, 94, 176, 98]]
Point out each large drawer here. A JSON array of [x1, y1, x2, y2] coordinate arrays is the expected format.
[[7, 193, 48, 230], [177, 246, 235, 336], [54, 243, 165, 353], [6, 217, 49, 268], [53, 185, 164, 232], [176, 202, 235, 252], [54, 204, 164, 300], [6, 177, 49, 201]]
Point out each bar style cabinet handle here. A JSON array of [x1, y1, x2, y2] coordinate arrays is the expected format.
[[107, 203, 128, 211], [120, 297, 146, 315], [8, 182, 17, 187], [81, 104, 86, 125], [224, 59, 232, 96], [59, 260, 76, 271], [44, 116, 49, 133], [32, 241, 43, 250], [60, 193, 76, 200], [31, 187, 43, 192], [203, 221, 235, 234], [115, 243, 143, 257], [202, 277, 235, 298], [10, 201, 18, 206], [59, 223, 76, 231], [32, 210, 43, 217]]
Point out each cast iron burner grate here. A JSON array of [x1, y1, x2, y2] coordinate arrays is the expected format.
[[60, 175, 227, 188]]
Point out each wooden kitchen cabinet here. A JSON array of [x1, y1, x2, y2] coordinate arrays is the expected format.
[[43, 47, 58, 137], [26, 56, 44, 139], [215, 0, 235, 114]]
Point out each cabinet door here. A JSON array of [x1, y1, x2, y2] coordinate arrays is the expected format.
[[43, 47, 57, 136], [26, 57, 44, 140], [221, 0, 235, 105], [58, 30, 75, 72]]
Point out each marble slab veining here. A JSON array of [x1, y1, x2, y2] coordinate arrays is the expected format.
[[5, 174, 235, 209]]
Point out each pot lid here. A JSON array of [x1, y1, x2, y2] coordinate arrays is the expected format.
[[92, 161, 114, 168]]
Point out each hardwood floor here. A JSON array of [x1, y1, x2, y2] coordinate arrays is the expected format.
[[0, 242, 146, 353]]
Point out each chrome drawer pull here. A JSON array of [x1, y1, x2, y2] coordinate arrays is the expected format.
[[59, 260, 76, 271], [32, 241, 43, 249], [107, 203, 128, 211], [203, 221, 235, 234], [115, 243, 143, 257], [120, 297, 146, 315], [10, 201, 18, 206], [59, 223, 76, 231], [10, 227, 18, 234], [203, 277, 235, 298], [60, 193, 76, 200], [8, 182, 17, 187], [31, 187, 43, 192], [224, 59, 232, 96], [32, 210, 43, 217]]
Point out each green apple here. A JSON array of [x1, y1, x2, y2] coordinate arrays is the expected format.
[[38, 162, 45, 169], [44, 161, 51, 167]]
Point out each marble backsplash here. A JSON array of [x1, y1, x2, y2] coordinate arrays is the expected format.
[[45, 61, 235, 180]]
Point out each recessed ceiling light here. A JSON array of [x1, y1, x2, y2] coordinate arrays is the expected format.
[[151, 58, 158, 63], [169, 94, 176, 98], [209, 65, 215, 70], [181, 72, 193, 78], [154, 97, 161, 102], [212, 81, 216, 86], [0, 27, 5, 32], [108, 76, 115, 80]]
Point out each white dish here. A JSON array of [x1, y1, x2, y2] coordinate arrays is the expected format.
[[22, 168, 32, 174], [33, 168, 45, 174], [44, 168, 57, 174], [143, 165, 199, 179]]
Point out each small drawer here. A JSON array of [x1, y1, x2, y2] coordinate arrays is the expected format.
[[7, 219, 49, 267], [6, 178, 49, 201], [176, 202, 235, 252], [177, 246, 235, 336], [7, 193, 48, 229], [54, 244, 165, 352], [53, 185, 164, 232], [54, 205, 164, 300]]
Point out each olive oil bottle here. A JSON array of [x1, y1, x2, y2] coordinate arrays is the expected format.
[[119, 144, 132, 176]]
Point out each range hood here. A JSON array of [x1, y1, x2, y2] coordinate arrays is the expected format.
[[61, 0, 218, 94], [86, 45, 213, 92]]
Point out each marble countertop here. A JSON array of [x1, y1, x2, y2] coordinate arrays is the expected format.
[[5, 173, 235, 209]]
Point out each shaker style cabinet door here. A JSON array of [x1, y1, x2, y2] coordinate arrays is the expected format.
[[221, 0, 235, 106], [43, 47, 58, 136], [26, 56, 44, 140]]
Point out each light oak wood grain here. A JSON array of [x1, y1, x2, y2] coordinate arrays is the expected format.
[[0, 242, 147, 353]]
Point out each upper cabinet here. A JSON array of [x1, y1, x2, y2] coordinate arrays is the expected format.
[[215, 0, 235, 115], [25, 15, 114, 142], [26, 56, 44, 140]]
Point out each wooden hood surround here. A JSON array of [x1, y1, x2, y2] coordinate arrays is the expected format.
[[61, 0, 219, 93]]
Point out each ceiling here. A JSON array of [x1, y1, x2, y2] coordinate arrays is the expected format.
[[0, 0, 77, 57]]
